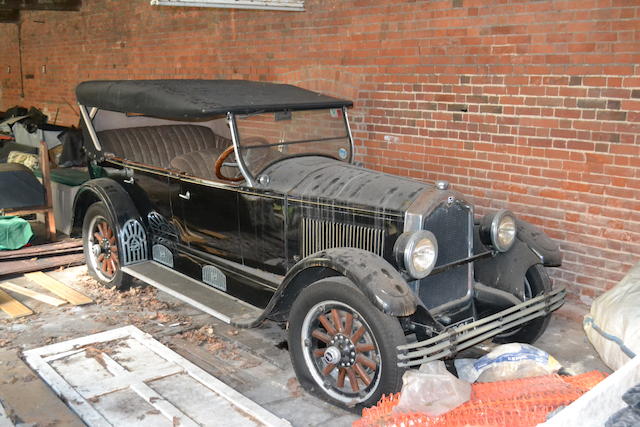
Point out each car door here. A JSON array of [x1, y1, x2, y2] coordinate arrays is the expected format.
[[176, 180, 242, 264]]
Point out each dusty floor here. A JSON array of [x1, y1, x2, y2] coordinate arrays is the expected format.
[[0, 265, 610, 426]]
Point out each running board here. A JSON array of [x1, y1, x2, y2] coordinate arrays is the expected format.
[[122, 261, 263, 328]]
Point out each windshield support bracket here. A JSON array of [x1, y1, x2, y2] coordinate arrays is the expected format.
[[227, 112, 256, 187]]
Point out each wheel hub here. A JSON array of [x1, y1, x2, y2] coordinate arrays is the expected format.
[[329, 333, 356, 367]]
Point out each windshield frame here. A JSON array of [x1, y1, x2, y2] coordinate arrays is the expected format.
[[229, 106, 355, 187]]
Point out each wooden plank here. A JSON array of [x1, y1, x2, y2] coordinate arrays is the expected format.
[[0, 253, 85, 276], [24, 272, 92, 306], [0, 239, 82, 260], [0, 288, 32, 318], [0, 282, 67, 306]]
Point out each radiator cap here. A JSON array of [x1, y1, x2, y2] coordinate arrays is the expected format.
[[436, 180, 449, 190]]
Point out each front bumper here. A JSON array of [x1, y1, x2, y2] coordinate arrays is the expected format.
[[397, 286, 566, 367]]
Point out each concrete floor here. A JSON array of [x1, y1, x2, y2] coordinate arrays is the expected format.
[[0, 265, 610, 426]]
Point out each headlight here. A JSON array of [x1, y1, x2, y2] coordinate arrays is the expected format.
[[394, 231, 438, 279], [479, 209, 517, 252]]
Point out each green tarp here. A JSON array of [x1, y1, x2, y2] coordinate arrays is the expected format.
[[0, 216, 33, 250]]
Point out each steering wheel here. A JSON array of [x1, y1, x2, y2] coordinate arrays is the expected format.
[[214, 146, 243, 182], [214, 137, 272, 182]]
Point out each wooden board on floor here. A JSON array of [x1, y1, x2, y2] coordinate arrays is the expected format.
[[0, 288, 33, 318], [24, 272, 92, 306], [0, 239, 82, 260], [0, 282, 67, 307], [0, 253, 85, 277]]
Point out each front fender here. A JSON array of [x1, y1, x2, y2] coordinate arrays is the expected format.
[[270, 248, 418, 318], [474, 219, 561, 300]]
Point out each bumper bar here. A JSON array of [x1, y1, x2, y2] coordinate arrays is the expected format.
[[397, 286, 566, 367]]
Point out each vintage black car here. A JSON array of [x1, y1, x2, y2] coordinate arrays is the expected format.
[[73, 80, 565, 409]]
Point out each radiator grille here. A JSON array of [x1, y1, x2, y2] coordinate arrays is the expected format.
[[300, 217, 384, 258], [418, 202, 472, 309]]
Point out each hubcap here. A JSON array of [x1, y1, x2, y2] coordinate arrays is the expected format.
[[301, 301, 381, 404]]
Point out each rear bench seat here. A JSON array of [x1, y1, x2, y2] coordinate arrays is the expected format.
[[96, 125, 232, 180]]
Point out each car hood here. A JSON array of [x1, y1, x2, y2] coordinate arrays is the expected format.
[[261, 156, 432, 213]]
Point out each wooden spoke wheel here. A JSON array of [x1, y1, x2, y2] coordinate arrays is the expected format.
[[82, 202, 131, 289], [288, 277, 406, 410]]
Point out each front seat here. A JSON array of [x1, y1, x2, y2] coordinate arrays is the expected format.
[[170, 149, 239, 181]]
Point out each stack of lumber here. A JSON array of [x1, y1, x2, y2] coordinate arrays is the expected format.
[[0, 239, 84, 277]]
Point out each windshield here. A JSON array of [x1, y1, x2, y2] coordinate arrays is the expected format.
[[235, 109, 351, 178]]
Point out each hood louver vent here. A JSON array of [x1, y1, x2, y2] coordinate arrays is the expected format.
[[301, 217, 384, 258]]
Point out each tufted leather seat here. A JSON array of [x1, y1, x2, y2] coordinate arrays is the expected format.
[[96, 125, 231, 169]]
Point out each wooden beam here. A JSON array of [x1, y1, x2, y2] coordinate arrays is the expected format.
[[0, 0, 81, 11], [0, 9, 18, 21], [0, 253, 85, 276], [0, 239, 82, 260]]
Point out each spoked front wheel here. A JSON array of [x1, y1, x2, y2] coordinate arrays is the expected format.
[[288, 277, 406, 410]]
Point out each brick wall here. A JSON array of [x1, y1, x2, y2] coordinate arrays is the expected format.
[[0, 0, 638, 304]]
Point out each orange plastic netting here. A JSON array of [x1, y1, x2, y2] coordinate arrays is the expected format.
[[354, 371, 607, 427]]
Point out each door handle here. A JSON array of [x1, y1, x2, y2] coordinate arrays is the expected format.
[[124, 177, 134, 184], [179, 191, 191, 200]]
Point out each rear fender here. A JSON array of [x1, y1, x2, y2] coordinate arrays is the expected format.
[[72, 178, 148, 265]]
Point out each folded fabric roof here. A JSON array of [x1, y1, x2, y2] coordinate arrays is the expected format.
[[76, 79, 352, 119]]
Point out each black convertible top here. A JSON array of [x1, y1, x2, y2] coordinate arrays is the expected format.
[[76, 80, 352, 119]]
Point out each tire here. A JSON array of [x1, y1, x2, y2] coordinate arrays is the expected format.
[[82, 202, 132, 289], [287, 277, 407, 411], [493, 264, 552, 344]]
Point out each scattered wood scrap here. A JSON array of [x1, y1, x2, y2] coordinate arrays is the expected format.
[[0, 288, 33, 318], [0, 282, 66, 307], [24, 272, 93, 306], [0, 253, 85, 277]]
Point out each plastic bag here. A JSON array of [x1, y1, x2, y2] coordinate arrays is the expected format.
[[454, 343, 561, 383], [584, 263, 640, 371], [393, 360, 471, 416]]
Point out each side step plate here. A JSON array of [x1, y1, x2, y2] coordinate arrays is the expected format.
[[122, 261, 263, 327]]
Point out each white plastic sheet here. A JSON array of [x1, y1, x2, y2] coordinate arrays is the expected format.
[[393, 360, 471, 416], [584, 262, 640, 371]]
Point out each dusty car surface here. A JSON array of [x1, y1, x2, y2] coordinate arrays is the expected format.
[[73, 79, 565, 409]]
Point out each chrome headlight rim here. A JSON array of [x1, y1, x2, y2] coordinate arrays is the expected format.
[[486, 209, 517, 252], [393, 230, 439, 280]]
